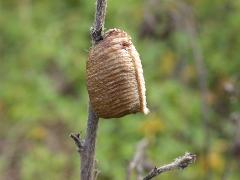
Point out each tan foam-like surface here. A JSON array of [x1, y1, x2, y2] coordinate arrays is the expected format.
[[87, 28, 149, 118]]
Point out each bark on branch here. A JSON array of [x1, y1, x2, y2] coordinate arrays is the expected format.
[[70, 0, 107, 180], [91, 0, 107, 43]]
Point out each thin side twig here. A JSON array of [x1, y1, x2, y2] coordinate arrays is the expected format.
[[177, 2, 211, 178], [171, 1, 211, 154], [143, 152, 196, 180], [69, 133, 84, 152]]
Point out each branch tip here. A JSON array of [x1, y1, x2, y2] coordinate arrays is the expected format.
[[70, 133, 84, 152], [143, 152, 196, 180]]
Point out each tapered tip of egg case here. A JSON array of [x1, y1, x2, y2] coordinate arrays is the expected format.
[[143, 108, 150, 115]]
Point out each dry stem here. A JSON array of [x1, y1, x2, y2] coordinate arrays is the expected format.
[[70, 0, 107, 180]]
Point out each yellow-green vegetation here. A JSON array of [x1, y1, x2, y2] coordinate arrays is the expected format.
[[0, 0, 240, 179]]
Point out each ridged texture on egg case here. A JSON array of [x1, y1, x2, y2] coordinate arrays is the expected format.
[[87, 28, 149, 118]]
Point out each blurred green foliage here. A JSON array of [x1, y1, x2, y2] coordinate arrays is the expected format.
[[0, 0, 240, 179]]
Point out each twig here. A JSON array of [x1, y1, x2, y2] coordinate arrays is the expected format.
[[185, 7, 211, 154], [127, 139, 153, 180], [143, 152, 196, 180], [70, 0, 107, 180], [69, 133, 84, 152], [171, 1, 211, 178], [179, 2, 211, 178], [171, 1, 211, 150]]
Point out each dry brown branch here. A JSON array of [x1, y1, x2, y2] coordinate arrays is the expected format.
[[175, 2, 211, 177], [80, 105, 99, 180], [70, 0, 107, 180], [173, 0, 211, 153], [143, 152, 196, 180], [170, 2, 210, 178], [91, 0, 108, 43], [70, 105, 99, 180]]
